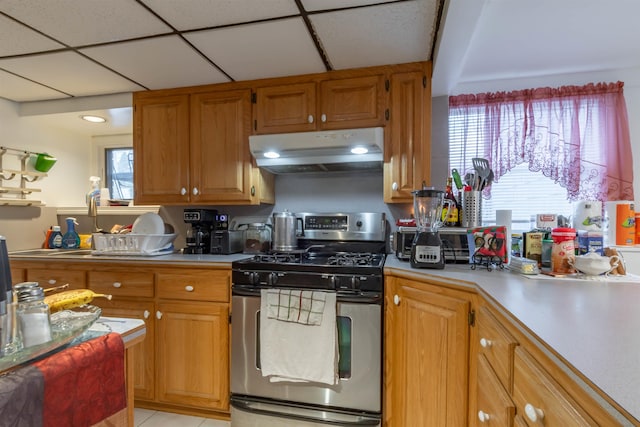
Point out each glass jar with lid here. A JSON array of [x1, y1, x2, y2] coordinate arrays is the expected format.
[[16, 283, 52, 347], [243, 223, 271, 254]]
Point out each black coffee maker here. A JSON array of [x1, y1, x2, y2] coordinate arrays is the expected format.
[[183, 208, 217, 254]]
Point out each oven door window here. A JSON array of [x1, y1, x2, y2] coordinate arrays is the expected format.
[[256, 313, 352, 379]]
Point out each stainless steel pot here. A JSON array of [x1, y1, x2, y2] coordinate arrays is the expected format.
[[272, 211, 304, 252]]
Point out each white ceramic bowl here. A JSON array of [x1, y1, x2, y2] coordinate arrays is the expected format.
[[569, 250, 619, 276]]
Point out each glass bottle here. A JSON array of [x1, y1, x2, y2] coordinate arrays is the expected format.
[[442, 177, 461, 227], [16, 283, 52, 348]]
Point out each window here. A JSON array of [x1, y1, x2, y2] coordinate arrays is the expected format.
[[105, 147, 133, 200], [448, 82, 634, 231]]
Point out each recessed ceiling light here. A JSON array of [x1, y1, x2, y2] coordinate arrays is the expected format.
[[80, 115, 107, 123], [264, 151, 280, 159], [351, 146, 369, 155]]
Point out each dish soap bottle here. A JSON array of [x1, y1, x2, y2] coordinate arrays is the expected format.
[[86, 176, 101, 206], [61, 217, 80, 249], [48, 225, 63, 249]]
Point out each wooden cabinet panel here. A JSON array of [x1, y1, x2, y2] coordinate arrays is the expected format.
[[254, 82, 316, 133], [513, 347, 597, 426], [156, 301, 229, 411], [133, 94, 190, 205], [385, 276, 470, 427], [10, 267, 25, 285], [478, 305, 518, 393], [95, 298, 155, 401], [385, 69, 430, 203], [26, 268, 86, 289], [318, 75, 385, 129], [156, 270, 229, 302], [88, 270, 154, 298], [190, 89, 254, 204], [477, 354, 515, 427]]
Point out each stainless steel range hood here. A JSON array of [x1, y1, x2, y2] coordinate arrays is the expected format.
[[249, 127, 384, 174]]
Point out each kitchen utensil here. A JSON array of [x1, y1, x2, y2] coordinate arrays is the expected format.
[[272, 211, 304, 252], [411, 187, 446, 269], [132, 212, 165, 235], [451, 169, 463, 190], [464, 172, 475, 189], [472, 158, 490, 189]]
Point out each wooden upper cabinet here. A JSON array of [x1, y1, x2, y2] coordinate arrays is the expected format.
[[254, 82, 316, 134], [190, 89, 255, 204], [253, 74, 386, 134], [318, 75, 386, 129], [133, 94, 190, 205], [384, 69, 431, 203], [133, 88, 273, 205]]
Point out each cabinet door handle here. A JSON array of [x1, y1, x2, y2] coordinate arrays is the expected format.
[[524, 403, 544, 423], [308, 115, 314, 124], [321, 113, 327, 123], [393, 294, 401, 305], [184, 285, 194, 292], [143, 310, 150, 319], [112, 282, 122, 288], [180, 187, 187, 196], [392, 182, 398, 191], [192, 187, 199, 196], [156, 310, 162, 320], [477, 411, 490, 423], [48, 279, 57, 285], [480, 338, 493, 348]]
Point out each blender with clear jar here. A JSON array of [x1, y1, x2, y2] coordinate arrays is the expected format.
[[411, 187, 446, 269]]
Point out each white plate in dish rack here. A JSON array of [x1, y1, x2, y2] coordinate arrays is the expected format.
[[132, 212, 164, 234]]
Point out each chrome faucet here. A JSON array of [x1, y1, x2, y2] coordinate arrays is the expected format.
[[88, 196, 102, 233]]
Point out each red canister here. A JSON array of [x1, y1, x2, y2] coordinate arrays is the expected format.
[[551, 227, 576, 274]]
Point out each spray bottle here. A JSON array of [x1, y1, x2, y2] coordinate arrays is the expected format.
[[86, 176, 101, 207]]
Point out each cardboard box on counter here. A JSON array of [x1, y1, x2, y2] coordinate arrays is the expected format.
[[523, 231, 545, 264], [577, 231, 603, 255]]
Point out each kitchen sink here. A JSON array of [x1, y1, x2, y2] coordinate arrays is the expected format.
[[9, 249, 94, 257]]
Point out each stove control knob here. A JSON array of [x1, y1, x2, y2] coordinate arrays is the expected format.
[[356, 220, 363, 228], [350, 276, 360, 289], [267, 272, 278, 286], [330, 276, 338, 288], [249, 272, 260, 285]]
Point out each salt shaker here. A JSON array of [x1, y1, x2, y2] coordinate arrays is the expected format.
[[16, 283, 52, 347]]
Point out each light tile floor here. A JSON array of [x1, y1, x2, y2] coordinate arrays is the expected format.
[[135, 408, 230, 427]]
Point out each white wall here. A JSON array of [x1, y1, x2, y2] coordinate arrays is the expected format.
[[0, 98, 92, 206]]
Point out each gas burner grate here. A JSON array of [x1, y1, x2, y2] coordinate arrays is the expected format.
[[327, 252, 378, 267], [256, 253, 303, 264]]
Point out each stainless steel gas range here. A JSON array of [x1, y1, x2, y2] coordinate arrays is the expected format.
[[230, 212, 386, 427]]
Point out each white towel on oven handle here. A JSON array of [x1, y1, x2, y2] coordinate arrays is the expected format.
[[265, 289, 326, 325], [260, 289, 338, 385]]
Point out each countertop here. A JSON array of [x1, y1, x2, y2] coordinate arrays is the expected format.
[[11, 250, 640, 423], [385, 256, 640, 425]]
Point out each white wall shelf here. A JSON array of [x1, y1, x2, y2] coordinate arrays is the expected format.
[[0, 146, 47, 206]]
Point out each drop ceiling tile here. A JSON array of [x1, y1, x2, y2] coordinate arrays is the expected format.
[[301, 0, 398, 12], [185, 18, 326, 82], [310, 1, 435, 69], [0, 70, 70, 102], [0, 52, 144, 98], [81, 35, 230, 90], [0, 0, 171, 46], [142, 0, 299, 30], [0, 14, 64, 56]]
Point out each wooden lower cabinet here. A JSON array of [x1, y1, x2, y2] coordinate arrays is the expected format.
[[96, 298, 155, 400], [27, 267, 86, 290], [473, 303, 625, 427], [384, 274, 473, 427], [14, 259, 233, 418], [156, 300, 229, 410]]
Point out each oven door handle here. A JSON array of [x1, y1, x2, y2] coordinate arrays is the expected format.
[[231, 395, 381, 426], [232, 286, 381, 304]]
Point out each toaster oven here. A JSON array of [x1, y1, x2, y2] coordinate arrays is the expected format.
[[395, 227, 470, 263]]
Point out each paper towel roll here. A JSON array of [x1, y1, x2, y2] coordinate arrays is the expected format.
[[496, 209, 512, 263], [573, 200, 603, 231], [604, 201, 635, 246]]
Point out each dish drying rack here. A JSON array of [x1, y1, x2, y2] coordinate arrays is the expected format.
[[0, 146, 46, 206]]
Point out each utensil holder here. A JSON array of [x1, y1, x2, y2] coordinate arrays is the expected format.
[[462, 191, 482, 228]]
